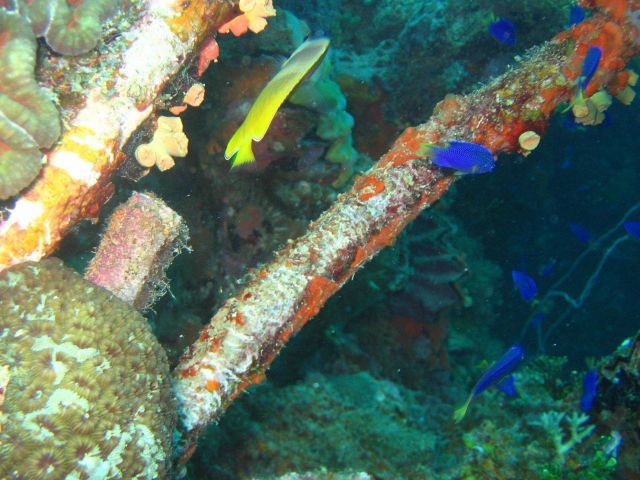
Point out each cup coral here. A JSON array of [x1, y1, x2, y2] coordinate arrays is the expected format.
[[135, 116, 189, 172], [0, 258, 176, 479], [218, 0, 276, 36]]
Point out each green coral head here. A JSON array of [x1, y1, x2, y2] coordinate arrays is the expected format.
[[0, 10, 61, 200]]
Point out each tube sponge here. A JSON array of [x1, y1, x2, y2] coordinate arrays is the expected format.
[[0, 10, 61, 199]]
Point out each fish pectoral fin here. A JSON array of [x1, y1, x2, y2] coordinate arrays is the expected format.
[[229, 140, 256, 168], [453, 395, 473, 423]]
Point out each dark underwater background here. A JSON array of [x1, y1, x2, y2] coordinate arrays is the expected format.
[[55, 0, 640, 478]]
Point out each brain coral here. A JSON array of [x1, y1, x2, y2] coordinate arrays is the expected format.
[[11, 0, 120, 56], [0, 0, 121, 199], [0, 258, 176, 479], [0, 10, 61, 200]]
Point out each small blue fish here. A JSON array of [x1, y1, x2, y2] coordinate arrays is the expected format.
[[454, 345, 525, 422], [489, 18, 516, 46], [531, 312, 545, 329], [579, 46, 602, 92], [540, 258, 557, 278], [624, 221, 640, 239], [569, 5, 586, 26], [580, 368, 598, 413], [560, 115, 586, 132], [563, 46, 602, 113], [496, 375, 517, 397], [429, 141, 495, 174], [512, 270, 538, 302], [570, 223, 591, 243]]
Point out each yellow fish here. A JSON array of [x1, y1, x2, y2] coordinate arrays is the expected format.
[[224, 37, 330, 167]]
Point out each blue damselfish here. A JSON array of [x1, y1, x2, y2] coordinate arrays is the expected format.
[[489, 18, 516, 46], [540, 258, 557, 278], [579, 46, 602, 91], [570, 223, 592, 244], [624, 221, 640, 239], [454, 344, 525, 422], [429, 141, 496, 174], [496, 375, 517, 398], [581, 368, 598, 413], [512, 270, 538, 302], [569, 5, 586, 26]]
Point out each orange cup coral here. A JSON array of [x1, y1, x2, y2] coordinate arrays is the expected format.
[[218, 0, 276, 36]]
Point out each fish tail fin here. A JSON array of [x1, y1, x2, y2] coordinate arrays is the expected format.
[[417, 142, 435, 157], [453, 395, 473, 423], [228, 140, 256, 168], [561, 85, 586, 113]]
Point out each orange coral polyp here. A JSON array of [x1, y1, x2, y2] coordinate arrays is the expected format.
[[357, 176, 385, 201], [233, 311, 245, 326], [350, 246, 367, 271], [609, 70, 630, 94], [597, 22, 625, 60], [594, 0, 629, 20], [205, 379, 220, 392], [288, 276, 338, 336], [218, 14, 250, 36]]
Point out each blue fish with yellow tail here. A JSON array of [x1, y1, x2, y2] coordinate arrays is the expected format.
[[563, 46, 602, 114], [454, 345, 525, 423], [428, 141, 496, 174], [579, 46, 602, 91], [571, 46, 602, 107]]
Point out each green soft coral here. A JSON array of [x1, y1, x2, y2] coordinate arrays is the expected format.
[[290, 58, 359, 183], [0, 10, 60, 199]]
